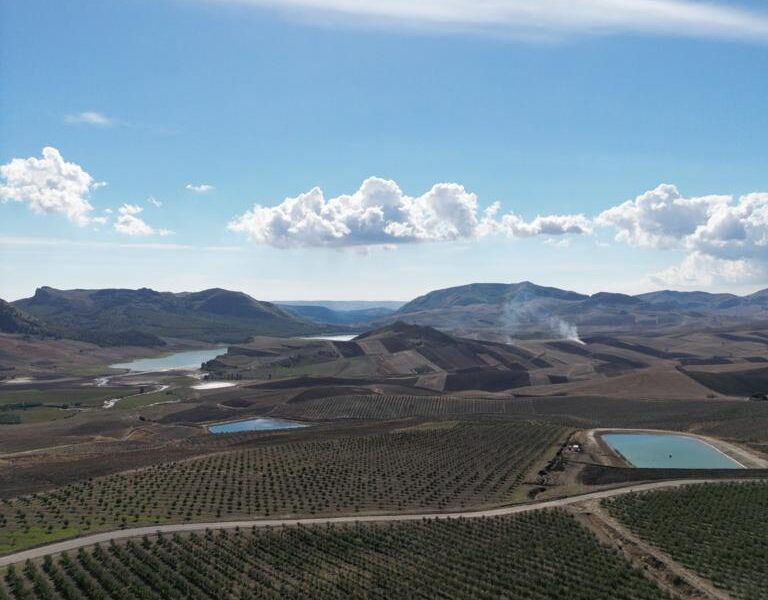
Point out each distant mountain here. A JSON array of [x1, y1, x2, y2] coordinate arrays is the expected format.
[[274, 300, 405, 311], [389, 282, 768, 338], [12, 287, 319, 346], [0, 299, 47, 335], [399, 281, 586, 312], [635, 290, 741, 310], [278, 304, 396, 327]]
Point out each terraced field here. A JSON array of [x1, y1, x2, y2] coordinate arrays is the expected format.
[[0, 510, 669, 600], [0, 419, 564, 554], [604, 482, 768, 600]]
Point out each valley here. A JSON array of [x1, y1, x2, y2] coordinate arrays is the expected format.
[[1, 281, 768, 599]]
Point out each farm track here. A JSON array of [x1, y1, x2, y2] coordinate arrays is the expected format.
[[575, 500, 734, 600], [1, 477, 757, 567]]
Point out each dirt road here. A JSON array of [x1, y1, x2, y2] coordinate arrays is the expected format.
[[0, 477, 742, 567]]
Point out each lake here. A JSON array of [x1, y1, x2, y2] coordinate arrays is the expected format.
[[300, 334, 358, 341], [110, 347, 228, 372], [208, 417, 309, 434], [603, 432, 744, 469]]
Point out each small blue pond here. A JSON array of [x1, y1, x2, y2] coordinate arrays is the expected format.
[[603, 433, 744, 469], [208, 418, 309, 434]]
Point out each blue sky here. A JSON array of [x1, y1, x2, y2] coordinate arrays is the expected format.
[[1, 0, 767, 301]]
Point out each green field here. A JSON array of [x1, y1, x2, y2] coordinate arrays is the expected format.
[[603, 482, 768, 600], [0, 419, 564, 554], [0, 511, 669, 599], [0, 388, 137, 409]]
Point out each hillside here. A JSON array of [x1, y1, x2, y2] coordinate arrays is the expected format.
[[390, 281, 768, 338], [0, 299, 47, 335], [12, 287, 319, 346]]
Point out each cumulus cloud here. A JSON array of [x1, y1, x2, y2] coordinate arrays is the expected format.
[[598, 184, 768, 260], [688, 193, 768, 261], [203, 0, 768, 41], [114, 204, 173, 237], [186, 183, 215, 193], [495, 212, 592, 238], [599, 184, 768, 286], [596, 184, 729, 248], [228, 177, 588, 248], [64, 111, 114, 127], [0, 147, 104, 226]]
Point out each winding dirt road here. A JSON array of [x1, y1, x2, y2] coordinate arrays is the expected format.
[[0, 477, 742, 567]]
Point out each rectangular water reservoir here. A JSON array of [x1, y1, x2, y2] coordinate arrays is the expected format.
[[603, 433, 744, 469]]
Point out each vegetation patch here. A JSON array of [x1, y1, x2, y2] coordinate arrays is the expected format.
[[0, 419, 564, 554], [604, 481, 768, 600], [1, 511, 668, 599], [273, 394, 537, 420]]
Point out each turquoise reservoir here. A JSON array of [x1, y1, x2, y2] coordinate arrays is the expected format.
[[603, 433, 744, 469], [208, 418, 308, 434]]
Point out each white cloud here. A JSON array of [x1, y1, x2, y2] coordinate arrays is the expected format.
[[598, 184, 768, 261], [600, 184, 768, 286], [651, 252, 765, 289], [495, 212, 592, 238], [688, 193, 768, 261], [186, 183, 215, 193], [596, 184, 728, 248], [203, 0, 768, 41], [0, 147, 104, 226], [228, 176, 588, 248], [147, 196, 163, 207], [64, 111, 114, 127], [114, 204, 173, 237]]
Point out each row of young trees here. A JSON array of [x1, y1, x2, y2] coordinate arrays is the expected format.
[[274, 394, 537, 420], [2, 510, 670, 599], [604, 481, 768, 600], [1, 420, 563, 554]]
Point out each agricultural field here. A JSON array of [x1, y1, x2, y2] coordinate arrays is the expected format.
[[0, 510, 669, 600], [272, 393, 536, 419], [0, 419, 565, 554], [682, 365, 768, 397], [0, 386, 142, 425], [603, 482, 768, 600]]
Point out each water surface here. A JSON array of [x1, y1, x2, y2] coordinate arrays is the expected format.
[[300, 334, 358, 342], [110, 347, 228, 372], [603, 432, 743, 469], [208, 417, 308, 434]]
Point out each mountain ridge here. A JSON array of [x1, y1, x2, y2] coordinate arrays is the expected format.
[[10, 286, 319, 345]]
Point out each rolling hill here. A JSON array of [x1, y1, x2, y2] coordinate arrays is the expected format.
[[388, 281, 768, 338], [12, 287, 319, 346]]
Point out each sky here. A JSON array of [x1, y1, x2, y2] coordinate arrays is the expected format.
[[1, 0, 767, 302]]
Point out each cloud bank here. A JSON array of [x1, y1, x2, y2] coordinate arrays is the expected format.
[[205, 0, 768, 41], [0, 147, 104, 226], [228, 177, 588, 248]]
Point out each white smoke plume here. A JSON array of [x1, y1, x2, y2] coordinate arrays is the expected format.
[[549, 317, 584, 344]]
